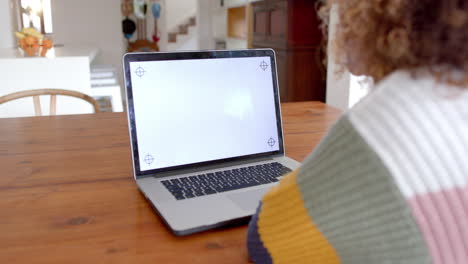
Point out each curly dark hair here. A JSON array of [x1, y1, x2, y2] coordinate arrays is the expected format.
[[320, 0, 468, 85]]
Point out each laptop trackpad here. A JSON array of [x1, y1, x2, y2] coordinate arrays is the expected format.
[[227, 188, 270, 211]]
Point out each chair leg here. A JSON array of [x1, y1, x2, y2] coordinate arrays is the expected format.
[[33, 96, 42, 116], [50, 95, 57, 115]]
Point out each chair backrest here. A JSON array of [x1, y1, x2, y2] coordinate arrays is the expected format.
[[0, 89, 100, 116]]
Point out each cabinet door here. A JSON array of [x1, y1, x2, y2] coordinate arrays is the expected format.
[[252, 2, 270, 43], [287, 47, 326, 102], [268, 0, 288, 45], [289, 0, 323, 46]]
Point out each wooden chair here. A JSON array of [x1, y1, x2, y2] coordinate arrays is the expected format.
[[0, 89, 100, 116]]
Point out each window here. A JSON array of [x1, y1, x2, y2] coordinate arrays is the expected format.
[[19, 0, 53, 34]]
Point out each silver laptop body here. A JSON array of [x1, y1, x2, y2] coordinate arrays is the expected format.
[[123, 49, 300, 235]]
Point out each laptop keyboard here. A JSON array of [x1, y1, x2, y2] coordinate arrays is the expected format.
[[161, 162, 292, 200]]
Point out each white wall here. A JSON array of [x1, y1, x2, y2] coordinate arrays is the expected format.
[[166, 0, 261, 51], [209, 0, 257, 50], [157, 0, 198, 51], [211, 4, 227, 40], [167, 24, 199, 51], [0, 0, 16, 48], [325, 5, 350, 110], [51, 0, 124, 90], [197, 0, 214, 50], [166, 0, 197, 32], [326, 5, 369, 110]]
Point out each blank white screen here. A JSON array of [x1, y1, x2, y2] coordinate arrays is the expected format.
[[130, 57, 280, 171]]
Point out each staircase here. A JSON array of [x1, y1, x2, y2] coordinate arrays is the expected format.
[[167, 16, 198, 51]]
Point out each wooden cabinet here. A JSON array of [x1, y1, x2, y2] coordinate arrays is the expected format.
[[252, 0, 325, 102]]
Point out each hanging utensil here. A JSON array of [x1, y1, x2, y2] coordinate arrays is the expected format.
[[134, 0, 146, 40], [122, 17, 136, 40], [121, 0, 133, 17], [151, 2, 161, 42]]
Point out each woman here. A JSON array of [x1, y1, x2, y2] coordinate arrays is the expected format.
[[247, 0, 468, 263]]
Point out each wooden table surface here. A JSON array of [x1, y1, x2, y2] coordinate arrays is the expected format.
[[0, 101, 341, 263]]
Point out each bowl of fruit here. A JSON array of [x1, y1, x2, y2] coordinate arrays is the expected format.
[[15, 27, 53, 57]]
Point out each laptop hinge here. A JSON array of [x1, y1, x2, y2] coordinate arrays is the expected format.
[[136, 156, 280, 180]]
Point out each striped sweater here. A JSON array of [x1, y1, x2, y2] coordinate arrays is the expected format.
[[247, 70, 468, 264]]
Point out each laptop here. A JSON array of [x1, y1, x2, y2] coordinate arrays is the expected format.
[[123, 49, 301, 236]]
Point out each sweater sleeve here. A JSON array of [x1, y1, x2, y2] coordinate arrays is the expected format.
[[247, 115, 430, 264]]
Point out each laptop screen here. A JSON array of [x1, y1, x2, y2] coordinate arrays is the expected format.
[[125, 50, 283, 175]]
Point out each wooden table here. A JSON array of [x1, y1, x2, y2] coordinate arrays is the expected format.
[[0, 101, 341, 263]]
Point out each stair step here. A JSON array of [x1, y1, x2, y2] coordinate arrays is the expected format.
[[188, 17, 196, 26], [168, 32, 177, 43], [167, 16, 197, 44], [179, 24, 189, 34]]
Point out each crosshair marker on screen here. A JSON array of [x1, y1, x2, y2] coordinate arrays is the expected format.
[[268, 137, 276, 147], [259, 60, 269, 71], [135, 66, 146, 78], [144, 154, 154, 165]]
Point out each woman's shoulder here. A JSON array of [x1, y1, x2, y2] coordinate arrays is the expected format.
[[349, 69, 468, 126], [346, 68, 468, 195]]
